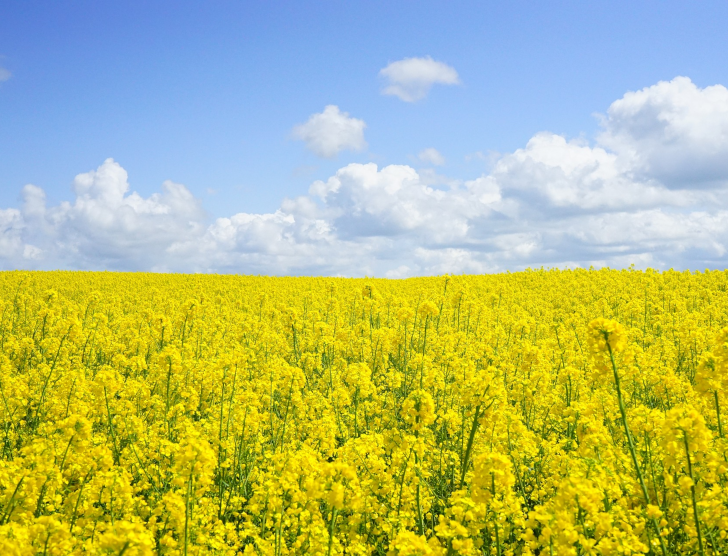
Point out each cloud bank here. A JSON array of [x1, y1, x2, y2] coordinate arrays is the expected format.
[[379, 56, 460, 102], [3, 77, 728, 276]]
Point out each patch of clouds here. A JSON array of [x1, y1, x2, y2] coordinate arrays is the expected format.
[[412, 247, 493, 276], [379, 56, 460, 102], [0, 208, 24, 259], [3, 76, 728, 276], [386, 265, 412, 279], [308, 162, 503, 244], [489, 132, 692, 211], [598, 76, 728, 188], [0, 67, 10, 82], [12, 159, 205, 271], [418, 148, 445, 166], [292, 105, 367, 158]]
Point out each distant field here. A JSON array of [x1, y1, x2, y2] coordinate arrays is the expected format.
[[0, 270, 726, 555]]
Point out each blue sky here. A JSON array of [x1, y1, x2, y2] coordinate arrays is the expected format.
[[2, 1, 728, 275]]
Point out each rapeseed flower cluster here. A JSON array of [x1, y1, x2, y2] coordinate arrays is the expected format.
[[0, 268, 728, 555]]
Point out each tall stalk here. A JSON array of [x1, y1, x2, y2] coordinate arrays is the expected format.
[[606, 342, 668, 556], [184, 469, 194, 556], [681, 431, 705, 556], [327, 507, 338, 556], [714, 390, 723, 438], [460, 404, 482, 488], [415, 451, 424, 535]]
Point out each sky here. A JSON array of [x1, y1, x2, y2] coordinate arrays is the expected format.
[[2, 1, 728, 275]]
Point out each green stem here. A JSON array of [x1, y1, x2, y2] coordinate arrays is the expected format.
[[0, 475, 25, 525], [492, 473, 502, 556], [327, 507, 338, 556], [714, 390, 723, 438], [416, 453, 424, 535], [165, 357, 173, 441], [396, 449, 413, 516], [420, 317, 429, 388], [682, 430, 705, 556], [104, 387, 120, 466], [69, 471, 92, 533], [606, 342, 668, 556], [460, 403, 483, 488], [184, 469, 194, 556]]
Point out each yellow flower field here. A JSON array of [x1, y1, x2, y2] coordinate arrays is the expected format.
[[1, 269, 727, 555]]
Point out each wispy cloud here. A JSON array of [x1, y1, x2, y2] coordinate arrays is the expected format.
[[419, 148, 445, 166], [379, 56, 460, 102]]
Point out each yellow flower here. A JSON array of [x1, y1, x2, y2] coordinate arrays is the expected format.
[[402, 389, 436, 431], [0, 269, 726, 555], [419, 301, 439, 319], [586, 318, 627, 354], [388, 529, 445, 556]]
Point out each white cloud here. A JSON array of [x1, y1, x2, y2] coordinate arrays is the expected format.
[[412, 247, 493, 275], [419, 148, 445, 166], [488, 132, 691, 210], [598, 76, 728, 187], [379, 56, 460, 102], [3, 77, 728, 276], [0, 67, 10, 82], [0, 208, 24, 259], [292, 105, 367, 158], [386, 265, 412, 279], [13, 158, 206, 271], [308, 162, 502, 244]]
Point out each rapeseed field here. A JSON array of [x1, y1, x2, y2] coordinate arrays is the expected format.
[[0, 269, 727, 556]]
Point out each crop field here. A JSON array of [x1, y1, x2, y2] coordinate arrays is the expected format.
[[0, 270, 727, 555]]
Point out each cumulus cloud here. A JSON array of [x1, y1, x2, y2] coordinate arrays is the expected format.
[[3, 76, 728, 276], [598, 77, 728, 188], [488, 132, 691, 211], [8, 158, 205, 271], [379, 56, 460, 102], [292, 105, 367, 158], [309, 163, 503, 245], [419, 148, 445, 166]]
